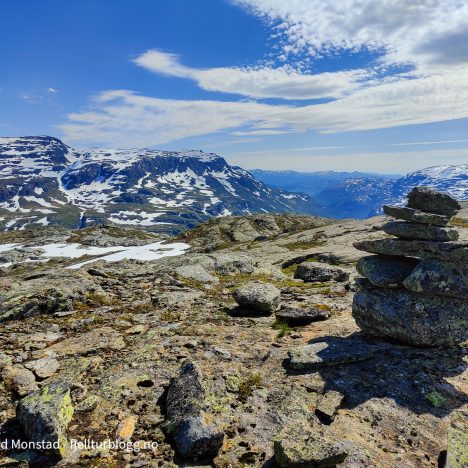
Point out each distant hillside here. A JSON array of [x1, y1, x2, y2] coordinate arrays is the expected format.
[[253, 166, 468, 219]]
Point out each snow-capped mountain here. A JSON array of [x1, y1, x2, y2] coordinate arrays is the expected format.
[[0, 136, 317, 232]]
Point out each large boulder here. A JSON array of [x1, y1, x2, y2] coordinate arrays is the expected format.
[[353, 284, 468, 346], [403, 259, 468, 299], [382, 221, 459, 242], [294, 262, 349, 283], [166, 360, 223, 459], [232, 282, 281, 313], [17, 381, 74, 457], [356, 255, 418, 288], [407, 187, 461, 217]]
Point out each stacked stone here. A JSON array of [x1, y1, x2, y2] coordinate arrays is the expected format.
[[352, 187, 468, 347]]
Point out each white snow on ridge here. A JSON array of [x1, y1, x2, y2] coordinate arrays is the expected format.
[[0, 241, 189, 269]]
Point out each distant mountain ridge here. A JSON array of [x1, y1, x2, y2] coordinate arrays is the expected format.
[[0, 136, 318, 232], [253, 165, 468, 219]]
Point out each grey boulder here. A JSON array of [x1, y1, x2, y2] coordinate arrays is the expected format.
[[232, 282, 281, 313], [294, 262, 349, 283], [403, 259, 468, 299], [382, 220, 459, 242], [407, 186, 461, 217], [166, 360, 223, 459], [356, 255, 418, 288], [353, 286, 468, 346], [383, 205, 450, 226]]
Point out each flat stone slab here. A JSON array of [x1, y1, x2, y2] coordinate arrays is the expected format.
[[276, 306, 330, 326], [382, 221, 459, 242], [288, 339, 378, 370], [357, 255, 418, 288], [354, 238, 468, 262], [315, 390, 344, 423], [383, 205, 450, 226], [403, 259, 468, 299], [407, 187, 461, 217], [353, 286, 468, 346]]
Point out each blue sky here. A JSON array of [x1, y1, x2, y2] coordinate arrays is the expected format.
[[1, 0, 468, 173]]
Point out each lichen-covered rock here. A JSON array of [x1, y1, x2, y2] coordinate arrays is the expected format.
[[232, 282, 281, 313], [17, 381, 74, 457], [315, 391, 344, 424], [403, 259, 468, 299], [353, 286, 468, 346], [356, 255, 418, 288], [276, 306, 330, 326], [354, 238, 468, 262], [175, 265, 218, 283], [407, 187, 461, 217], [294, 262, 349, 283], [382, 221, 459, 242], [166, 360, 223, 459], [288, 339, 378, 370], [383, 205, 451, 226], [274, 420, 350, 467]]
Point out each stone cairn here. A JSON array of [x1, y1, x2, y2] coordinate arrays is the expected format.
[[353, 186, 468, 347]]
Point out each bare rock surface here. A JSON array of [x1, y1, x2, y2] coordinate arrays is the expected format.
[[0, 209, 466, 467]]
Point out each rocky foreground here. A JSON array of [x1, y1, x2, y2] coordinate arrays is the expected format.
[[0, 207, 467, 467]]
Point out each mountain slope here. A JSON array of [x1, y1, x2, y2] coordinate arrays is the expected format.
[[0, 136, 318, 233]]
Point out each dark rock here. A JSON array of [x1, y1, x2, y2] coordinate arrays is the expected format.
[[356, 255, 418, 288], [166, 360, 223, 459], [232, 282, 281, 313], [354, 238, 468, 262], [383, 205, 450, 226], [17, 381, 74, 457], [353, 287, 468, 346], [382, 221, 459, 242], [294, 262, 349, 283], [407, 187, 461, 217], [288, 339, 378, 370], [403, 259, 468, 299], [274, 420, 350, 467], [276, 306, 330, 326]]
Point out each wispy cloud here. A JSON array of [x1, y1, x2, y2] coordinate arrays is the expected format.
[[134, 49, 369, 100]]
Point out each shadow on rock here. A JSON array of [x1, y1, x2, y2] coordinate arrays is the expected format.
[[283, 333, 467, 417]]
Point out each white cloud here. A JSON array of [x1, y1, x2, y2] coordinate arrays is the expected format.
[[60, 64, 468, 146], [232, 0, 468, 70], [134, 49, 369, 99], [47, 87, 58, 93]]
